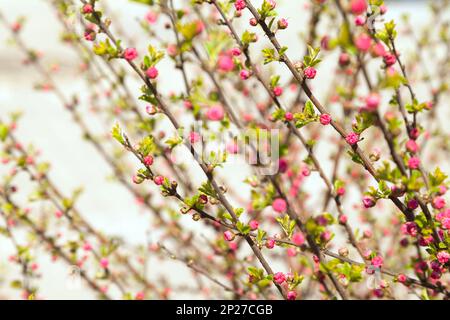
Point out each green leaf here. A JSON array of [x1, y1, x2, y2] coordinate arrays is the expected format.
[[111, 123, 125, 145]]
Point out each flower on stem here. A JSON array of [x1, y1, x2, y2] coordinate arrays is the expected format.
[[292, 232, 305, 246], [273, 86, 283, 97], [82, 4, 93, 14], [345, 132, 360, 145], [249, 220, 259, 230], [123, 48, 138, 61], [154, 175, 164, 185], [273, 272, 286, 285], [287, 290, 297, 300], [319, 113, 331, 125], [223, 230, 235, 242], [383, 53, 397, 66], [234, 0, 246, 11], [362, 195, 376, 208], [240, 69, 250, 80], [277, 18, 288, 30], [146, 67, 159, 79], [304, 66, 317, 79], [143, 155, 153, 166], [407, 157, 420, 170]]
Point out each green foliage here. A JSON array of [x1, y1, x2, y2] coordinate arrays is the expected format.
[[111, 123, 125, 145], [303, 45, 322, 68], [276, 214, 296, 238], [353, 112, 375, 134], [142, 45, 165, 69], [294, 100, 318, 128]]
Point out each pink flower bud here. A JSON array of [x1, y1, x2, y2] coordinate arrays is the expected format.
[[273, 86, 283, 97], [154, 175, 164, 185], [292, 232, 305, 246], [143, 155, 154, 166], [273, 272, 286, 285], [223, 230, 235, 241], [265, 238, 275, 249], [249, 220, 259, 230], [304, 66, 317, 79], [345, 132, 359, 145], [319, 113, 332, 125], [82, 4, 93, 14], [287, 290, 297, 300], [277, 18, 288, 30], [146, 67, 159, 79], [123, 48, 138, 61], [407, 157, 420, 170]]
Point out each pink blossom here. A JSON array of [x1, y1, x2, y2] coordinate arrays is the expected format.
[[273, 272, 286, 284], [432, 197, 446, 210], [350, 0, 367, 15], [284, 112, 293, 121], [217, 55, 234, 72], [437, 251, 450, 264], [272, 198, 287, 212], [154, 175, 164, 185], [146, 67, 159, 79], [319, 113, 331, 125], [189, 132, 201, 144], [406, 139, 418, 153], [82, 4, 93, 14], [234, 0, 246, 11], [397, 274, 407, 283], [266, 238, 275, 249], [145, 11, 158, 24], [287, 247, 297, 257], [372, 42, 386, 57], [100, 258, 109, 269], [365, 93, 380, 110], [292, 232, 305, 246], [339, 52, 350, 66], [223, 230, 235, 241], [287, 290, 297, 300], [240, 69, 250, 80], [383, 53, 397, 66], [362, 196, 376, 208], [123, 48, 138, 61], [135, 292, 145, 300], [304, 66, 317, 79], [83, 242, 92, 251], [143, 155, 154, 166], [231, 48, 241, 56], [407, 157, 420, 169], [339, 215, 348, 224], [55, 210, 63, 218], [401, 222, 418, 237], [355, 34, 372, 52], [345, 132, 359, 145], [249, 220, 259, 230], [278, 18, 288, 30], [355, 16, 365, 26], [273, 86, 283, 97], [371, 255, 383, 268], [206, 105, 225, 121]]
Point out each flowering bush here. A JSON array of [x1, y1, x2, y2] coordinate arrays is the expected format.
[[0, 0, 449, 300]]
